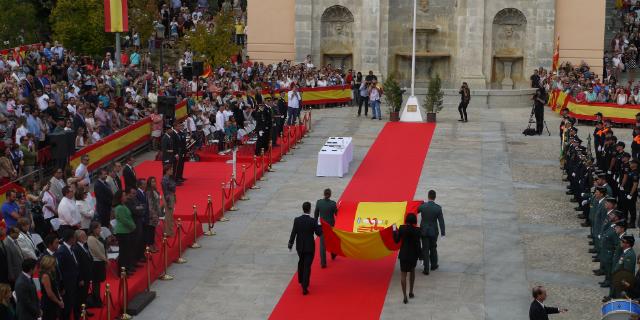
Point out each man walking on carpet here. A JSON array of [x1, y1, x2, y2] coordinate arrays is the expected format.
[[418, 190, 446, 275], [288, 202, 322, 295], [314, 188, 338, 268]]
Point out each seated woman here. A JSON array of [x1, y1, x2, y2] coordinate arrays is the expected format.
[[225, 117, 238, 147]]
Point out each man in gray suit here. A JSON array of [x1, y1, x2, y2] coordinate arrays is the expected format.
[[418, 190, 445, 275], [15, 258, 40, 320]]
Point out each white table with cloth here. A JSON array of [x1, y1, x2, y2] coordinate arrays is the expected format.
[[316, 137, 353, 177]]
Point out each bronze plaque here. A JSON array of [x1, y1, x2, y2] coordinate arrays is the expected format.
[[407, 105, 417, 112]]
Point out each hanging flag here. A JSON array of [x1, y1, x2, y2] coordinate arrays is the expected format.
[[322, 201, 423, 260], [104, 0, 129, 33], [552, 35, 560, 72], [201, 63, 213, 78]]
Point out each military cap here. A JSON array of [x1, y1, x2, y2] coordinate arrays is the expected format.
[[615, 221, 627, 229], [622, 234, 635, 246], [606, 197, 618, 205]]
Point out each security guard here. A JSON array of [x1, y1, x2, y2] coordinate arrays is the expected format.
[[175, 122, 187, 182]]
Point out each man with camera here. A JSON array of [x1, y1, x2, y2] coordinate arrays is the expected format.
[[458, 82, 470, 122], [533, 84, 547, 135]]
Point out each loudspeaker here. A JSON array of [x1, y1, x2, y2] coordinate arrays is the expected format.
[[158, 96, 177, 121], [192, 61, 204, 78], [182, 65, 193, 80]]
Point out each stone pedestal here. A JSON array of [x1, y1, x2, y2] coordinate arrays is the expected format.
[[500, 60, 514, 90]]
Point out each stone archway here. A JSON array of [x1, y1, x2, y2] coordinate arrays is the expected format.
[[320, 5, 354, 70], [491, 8, 527, 89]]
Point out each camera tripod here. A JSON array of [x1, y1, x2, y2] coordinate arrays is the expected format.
[[527, 104, 551, 136]]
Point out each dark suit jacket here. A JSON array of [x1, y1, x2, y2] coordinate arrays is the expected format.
[[0, 242, 8, 284], [288, 214, 322, 254], [94, 179, 113, 218], [418, 201, 445, 238], [394, 225, 422, 261], [15, 273, 39, 320], [72, 113, 86, 133], [529, 300, 559, 320], [72, 243, 93, 282], [54, 243, 79, 294], [123, 164, 137, 192]]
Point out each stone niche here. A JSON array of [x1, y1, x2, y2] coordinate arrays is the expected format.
[[491, 8, 527, 89], [320, 5, 354, 71]]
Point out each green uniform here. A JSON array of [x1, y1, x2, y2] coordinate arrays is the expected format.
[[593, 207, 610, 252], [611, 247, 637, 298], [599, 225, 617, 283], [589, 197, 603, 237]]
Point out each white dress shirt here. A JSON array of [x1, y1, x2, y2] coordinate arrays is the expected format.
[[75, 163, 90, 185], [58, 196, 81, 227], [287, 90, 301, 108], [215, 111, 225, 132], [76, 199, 95, 230]]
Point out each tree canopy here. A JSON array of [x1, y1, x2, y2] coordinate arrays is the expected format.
[[0, 0, 42, 47], [50, 0, 110, 56], [182, 10, 240, 67]]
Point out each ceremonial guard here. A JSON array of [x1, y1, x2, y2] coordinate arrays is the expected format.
[[597, 209, 623, 288], [277, 92, 288, 135], [632, 126, 640, 160], [253, 103, 272, 156], [175, 123, 187, 183], [266, 97, 279, 147], [605, 234, 636, 301], [161, 123, 177, 167]]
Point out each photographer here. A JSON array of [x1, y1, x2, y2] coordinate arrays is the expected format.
[[533, 84, 547, 135], [458, 82, 470, 122]]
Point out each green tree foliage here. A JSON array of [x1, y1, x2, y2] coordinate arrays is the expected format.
[[383, 73, 403, 113], [424, 74, 444, 113], [0, 0, 41, 47], [128, 0, 157, 46], [50, 0, 110, 56], [182, 10, 240, 67]]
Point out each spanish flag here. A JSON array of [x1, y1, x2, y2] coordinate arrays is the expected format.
[[201, 63, 213, 78], [552, 35, 560, 72], [321, 201, 423, 260], [104, 0, 129, 33]]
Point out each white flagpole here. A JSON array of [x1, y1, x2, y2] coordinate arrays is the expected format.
[[411, 0, 417, 97], [399, 0, 424, 122]]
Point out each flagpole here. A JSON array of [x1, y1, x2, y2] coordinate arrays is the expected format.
[[115, 32, 121, 69], [399, 0, 424, 122], [410, 0, 417, 97]]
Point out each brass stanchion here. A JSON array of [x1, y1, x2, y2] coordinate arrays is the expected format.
[[106, 284, 112, 320], [308, 109, 312, 133], [120, 268, 132, 320], [229, 179, 238, 211], [304, 111, 310, 137], [250, 155, 261, 189], [279, 132, 286, 162], [259, 149, 267, 181], [291, 127, 299, 149], [298, 118, 305, 144], [268, 142, 275, 172], [176, 219, 187, 263], [145, 247, 152, 290], [81, 304, 87, 320], [220, 183, 230, 221], [159, 233, 174, 280], [203, 195, 216, 235], [190, 205, 201, 248], [285, 127, 293, 155], [240, 165, 249, 200]]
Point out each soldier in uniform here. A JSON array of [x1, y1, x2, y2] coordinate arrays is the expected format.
[[597, 210, 624, 288], [619, 155, 637, 227], [605, 234, 636, 301], [277, 92, 288, 138], [175, 123, 187, 183], [313, 188, 338, 268], [592, 197, 616, 264], [161, 123, 177, 168], [253, 103, 271, 156], [265, 97, 279, 147]]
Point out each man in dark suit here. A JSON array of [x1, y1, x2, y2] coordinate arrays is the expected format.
[[15, 258, 39, 320], [418, 190, 445, 275], [288, 202, 322, 295], [0, 227, 9, 285], [72, 230, 94, 317], [134, 179, 149, 262], [55, 229, 80, 320], [94, 168, 114, 227], [529, 286, 567, 320], [123, 156, 137, 192], [314, 188, 338, 268]]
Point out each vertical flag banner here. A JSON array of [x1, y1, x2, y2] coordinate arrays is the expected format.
[[353, 201, 408, 233], [552, 35, 560, 72], [104, 0, 129, 33]]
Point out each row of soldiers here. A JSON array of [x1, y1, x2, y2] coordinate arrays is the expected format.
[[160, 119, 188, 184], [561, 112, 638, 302], [253, 94, 289, 156]]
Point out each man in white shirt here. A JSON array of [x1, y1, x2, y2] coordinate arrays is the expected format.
[[42, 183, 58, 221], [57, 186, 81, 232], [66, 96, 77, 115], [215, 105, 227, 155], [35, 89, 49, 111], [74, 155, 90, 185], [287, 84, 302, 125], [49, 168, 66, 201]]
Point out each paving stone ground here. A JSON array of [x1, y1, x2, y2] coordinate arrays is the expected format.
[[131, 102, 612, 320]]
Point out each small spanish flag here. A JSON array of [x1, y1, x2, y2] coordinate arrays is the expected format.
[[104, 0, 129, 33]]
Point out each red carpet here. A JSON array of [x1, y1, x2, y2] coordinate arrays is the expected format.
[[269, 122, 436, 320]]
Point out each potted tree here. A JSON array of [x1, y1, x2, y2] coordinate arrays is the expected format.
[[383, 73, 403, 122], [424, 74, 444, 123]]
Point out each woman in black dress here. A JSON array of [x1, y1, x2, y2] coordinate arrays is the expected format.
[[393, 213, 422, 304], [40, 255, 63, 320]]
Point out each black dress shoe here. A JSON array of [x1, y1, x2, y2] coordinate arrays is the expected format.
[[589, 248, 597, 253], [593, 270, 605, 276], [409, 293, 414, 298], [600, 282, 610, 288], [458, 119, 464, 122], [577, 214, 586, 219], [403, 297, 408, 304], [430, 265, 439, 271], [422, 270, 429, 275], [602, 296, 612, 303], [575, 208, 583, 211], [588, 235, 593, 239], [302, 288, 309, 295], [566, 191, 573, 195], [570, 198, 578, 203], [589, 241, 594, 245], [593, 258, 600, 262], [581, 222, 591, 227], [593, 268, 602, 273]]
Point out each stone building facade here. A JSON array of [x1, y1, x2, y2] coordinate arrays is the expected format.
[[294, 0, 555, 89]]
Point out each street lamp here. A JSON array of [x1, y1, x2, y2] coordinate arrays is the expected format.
[[154, 22, 165, 76]]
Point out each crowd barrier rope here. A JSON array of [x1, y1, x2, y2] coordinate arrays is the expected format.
[[548, 89, 640, 124]]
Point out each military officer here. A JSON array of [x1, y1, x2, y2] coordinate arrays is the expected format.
[[161, 123, 177, 166], [175, 123, 187, 182], [313, 188, 338, 268], [592, 197, 615, 262], [605, 234, 636, 301], [253, 103, 272, 156], [597, 210, 623, 288], [276, 92, 288, 139]]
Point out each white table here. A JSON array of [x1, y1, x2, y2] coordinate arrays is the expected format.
[[316, 137, 353, 177]]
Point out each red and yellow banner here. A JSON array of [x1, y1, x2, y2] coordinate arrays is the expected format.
[[104, 0, 129, 33], [0, 183, 25, 205], [175, 100, 187, 120], [548, 89, 640, 124], [322, 201, 423, 260], [552, 36, 560, 72], [259, 85, 352, 106]]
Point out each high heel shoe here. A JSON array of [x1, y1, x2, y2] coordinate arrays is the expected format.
[[409, 293, 414, 298], [403, 297, 408, 304]]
